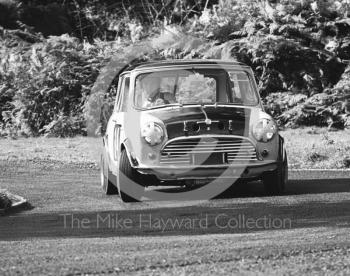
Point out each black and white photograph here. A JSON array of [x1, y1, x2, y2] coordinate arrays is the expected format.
[[0, 0, 350, 275]]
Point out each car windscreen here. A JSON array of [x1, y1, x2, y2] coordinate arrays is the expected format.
[[134, 68, 259, 109]]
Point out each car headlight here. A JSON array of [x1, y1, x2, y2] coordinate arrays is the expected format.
[[252, 118, 277, 142], [141, 122, 164, 146]]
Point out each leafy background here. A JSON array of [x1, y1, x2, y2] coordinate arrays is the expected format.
[[0, 0, 350, 137]]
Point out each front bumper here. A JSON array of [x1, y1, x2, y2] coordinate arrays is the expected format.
[[135, 160, 278, 181]]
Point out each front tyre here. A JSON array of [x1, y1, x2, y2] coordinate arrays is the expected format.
[[118, 149, 145, 202], [263, 151, 288, 195], [100, 152, 119, 195]]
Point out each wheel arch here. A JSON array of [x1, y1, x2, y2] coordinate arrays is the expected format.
[[120, 139, 138, 167]]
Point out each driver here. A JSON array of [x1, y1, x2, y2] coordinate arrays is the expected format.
[[141, 76, 176, 107]]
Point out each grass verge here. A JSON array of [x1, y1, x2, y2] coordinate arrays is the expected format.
[[281, 127, 350, 169], [0, 128, 349, 170]]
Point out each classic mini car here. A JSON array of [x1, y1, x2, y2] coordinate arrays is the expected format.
[[100, 60, 288, 202]]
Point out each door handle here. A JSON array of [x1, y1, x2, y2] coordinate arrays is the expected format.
[[112, 119, 121, 127]]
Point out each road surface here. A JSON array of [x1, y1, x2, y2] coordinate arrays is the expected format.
[[0, 163, 349, 275]]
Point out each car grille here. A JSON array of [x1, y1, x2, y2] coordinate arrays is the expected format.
[[160, 137, 257, 165]]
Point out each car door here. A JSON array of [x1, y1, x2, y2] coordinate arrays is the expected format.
[[107, 74, 130, 164]]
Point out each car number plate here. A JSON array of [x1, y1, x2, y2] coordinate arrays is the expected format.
[[194, 153, 223, 165]]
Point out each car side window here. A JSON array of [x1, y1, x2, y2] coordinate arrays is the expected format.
[[114, 76, 124, 112], [120, 77, 130, 112], [115, 76, 130, 112], [227, 72, 258, 105]]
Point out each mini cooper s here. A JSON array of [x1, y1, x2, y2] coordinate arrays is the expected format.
[[100, 60, 288, 202]]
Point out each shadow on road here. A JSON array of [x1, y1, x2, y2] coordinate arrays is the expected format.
[[286, 178, 350, 195], [1, 198, 349, 241], [1, 177, 349, 241], [1, 169, 349, 240], [150, 178, 350, 199]]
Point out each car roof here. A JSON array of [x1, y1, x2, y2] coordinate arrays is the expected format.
[[122, 59, 249, 73]]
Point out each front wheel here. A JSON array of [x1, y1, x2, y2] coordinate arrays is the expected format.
[[263, 152, 288, 195], [100, 152, 119, 195], [117, 149, 145, 202]]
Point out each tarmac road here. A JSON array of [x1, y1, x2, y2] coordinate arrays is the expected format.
[[0, 165, 349, 275]]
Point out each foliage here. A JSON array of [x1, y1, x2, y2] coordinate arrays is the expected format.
[[185, 0, 350, 94], [0, 34, 121, 137], [0, 0, 210, 41], [1, 0, 350, 136], [177, 0, 350, 129], [277, 89, 350, 129], [0, 0, 141, 40], [283, 64, 350, 129]]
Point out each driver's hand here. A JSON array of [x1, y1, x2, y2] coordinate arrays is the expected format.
[[154, 98, 165, 105], [145, 98, 165, 107]]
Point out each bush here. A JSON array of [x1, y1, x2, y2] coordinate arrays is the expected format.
[[186, 0, 349, 94], [0, 34, 119, 137], [264, 92, 308, 117], [277, 90, 350, 129], [1, 0, 350, 137]]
